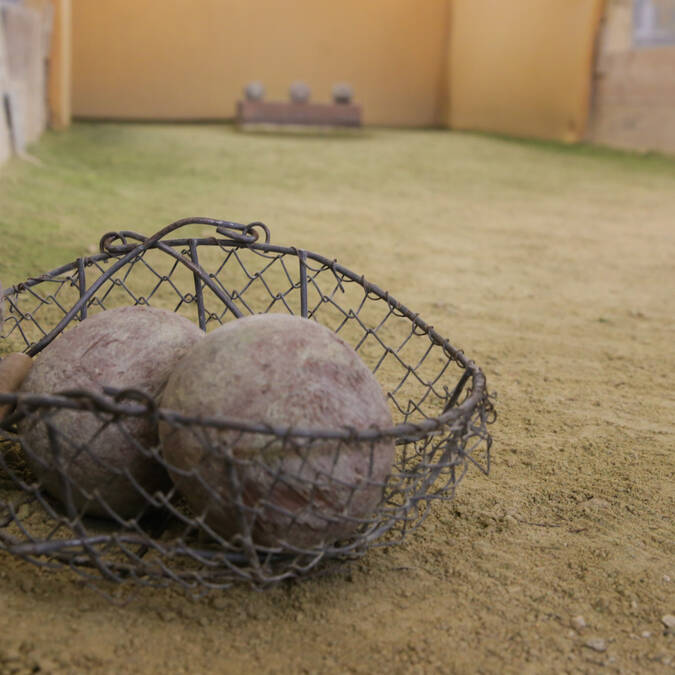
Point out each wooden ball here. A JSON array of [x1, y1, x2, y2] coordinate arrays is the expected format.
[[159, 314, 394, 549], [289, 81, 310, 103], [244, 81, 265, 101], [0, 353, 32, 420], [332, 83, 353, 105], [19, 306, 203, 518]]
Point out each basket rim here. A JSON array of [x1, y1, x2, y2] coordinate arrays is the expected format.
[[0, 217, 489, 442]]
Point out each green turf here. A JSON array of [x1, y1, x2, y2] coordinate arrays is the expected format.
[[1, 122, 674, 284]]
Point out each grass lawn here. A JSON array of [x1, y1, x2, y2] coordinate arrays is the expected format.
[[2, 122, 673, 285], [0, 123, 674, 673]]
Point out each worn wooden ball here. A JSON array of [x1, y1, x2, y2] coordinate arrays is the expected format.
[[244, 81, 265, 101], [0, 353, 32, 420], [332, 82, 353, 105], [159, 313, 395, 549], [289, 81, 311, 104], [19, 306, 204, 517]]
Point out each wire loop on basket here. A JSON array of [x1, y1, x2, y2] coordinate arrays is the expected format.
[[0, 218, 494, 595]]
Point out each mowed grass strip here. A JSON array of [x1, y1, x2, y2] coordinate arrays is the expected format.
[[1, 122, 673, 285]]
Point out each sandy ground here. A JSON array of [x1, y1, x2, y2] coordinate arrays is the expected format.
[[0, 125, 674, 673]]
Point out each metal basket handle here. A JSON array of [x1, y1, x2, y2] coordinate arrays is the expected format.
[[26, 218, 270, 357]]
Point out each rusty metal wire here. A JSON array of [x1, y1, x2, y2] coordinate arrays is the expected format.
[[0, 218, 494, 594]]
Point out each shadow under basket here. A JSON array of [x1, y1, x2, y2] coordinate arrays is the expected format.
[[0, 218, 494, 595]]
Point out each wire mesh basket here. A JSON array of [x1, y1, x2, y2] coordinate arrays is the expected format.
[[0, 218, 494, 593]]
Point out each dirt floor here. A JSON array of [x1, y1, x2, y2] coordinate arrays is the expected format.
[[0, 124, 674, 673]]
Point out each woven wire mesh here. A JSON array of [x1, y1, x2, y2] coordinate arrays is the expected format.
[[0, 218, 494, 593]]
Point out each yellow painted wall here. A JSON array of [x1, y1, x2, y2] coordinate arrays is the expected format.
[[48, 0, 72, 129], [71, 0, 450, 127], [447, 0, 605, 142]]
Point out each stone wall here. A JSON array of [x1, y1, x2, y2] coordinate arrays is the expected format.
[[0, 21, 11, 164], [0, 0, 67, 165], [587, 0, 675, 153]]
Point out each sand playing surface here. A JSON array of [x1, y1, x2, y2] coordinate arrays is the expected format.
[[0, 125, 673, 673]]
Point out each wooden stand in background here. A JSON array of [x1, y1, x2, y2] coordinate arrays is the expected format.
[[236, 100, 362, 129]]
